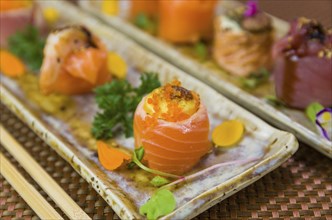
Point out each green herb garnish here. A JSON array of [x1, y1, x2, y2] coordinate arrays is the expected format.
[[140, 189, 176, 219], [127, 146, 145, 169], [131, 147, 180, 179], [8, 25, 45, 72], [264, 95, 285, 107], [150, 176, 170, 187], [240, 68, 270, 89], [134, 13, 157, 34], [92, 72, 161, 140], [194, 41, 208, 61], [306, 102, 324, 123]]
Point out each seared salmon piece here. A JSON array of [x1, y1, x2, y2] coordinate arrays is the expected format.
[[39, 26, 111, 95]]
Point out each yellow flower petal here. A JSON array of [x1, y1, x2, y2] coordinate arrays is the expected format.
[[43, 7, 59, 24], [101, 0, 119, 16], [107, 52, 127, 79], [322, 112, 331, 122], [212, 120, 244, 147]]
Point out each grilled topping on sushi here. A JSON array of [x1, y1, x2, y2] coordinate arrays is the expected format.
[[144, 80, 200, 122], [225, 1, 272, 33], [213, 1, 273, 77]]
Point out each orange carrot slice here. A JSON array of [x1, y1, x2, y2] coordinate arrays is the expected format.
[[0, 50, 26, 77], [212, 120, 244, 147], [97, 141, 131, 171]]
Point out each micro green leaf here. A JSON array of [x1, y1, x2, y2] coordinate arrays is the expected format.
[[241, 68, 270, 89], [139, 189, 176, 219], [150, 176, 170, 187], [264, 95, 285, 107], [306, 102, 324, 123], [135, 146, 145, 161], [134, 13, 150, 29], [127, 146, 145, 169], [134, 13, 157, 34], [194, 41, 207, 61], [132, 147, 180, 179]]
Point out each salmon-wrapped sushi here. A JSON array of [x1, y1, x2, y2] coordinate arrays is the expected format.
[[273, 18, 332, 109], [213, 1, 273, 76], [158, 0, 217, 43], [39, 26, 112, 95], [134, 80, 211, 175]]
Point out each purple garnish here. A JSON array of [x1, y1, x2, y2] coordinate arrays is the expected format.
[[315, 108, 332, 141], [244, 0, 259, 17]]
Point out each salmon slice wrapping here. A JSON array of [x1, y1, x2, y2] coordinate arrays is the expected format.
[[134, 81, 211, 175]]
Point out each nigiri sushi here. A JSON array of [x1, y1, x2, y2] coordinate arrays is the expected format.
[[213, 1, 273, 76], [39, 25, 111, 95], [158, 0, 217, 43], [134, 80, 211, 175], [273, 18, 332, 109]]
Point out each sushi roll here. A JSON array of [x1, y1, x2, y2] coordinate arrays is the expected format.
[[39, 26, 112, 95], [158, 0, 217, 43], [213, 1, 273, 76], [273, 17, 332, 109], [134, 80, 211, 175]]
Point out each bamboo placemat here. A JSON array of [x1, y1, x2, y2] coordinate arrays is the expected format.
[[0, 102, 331, 220]]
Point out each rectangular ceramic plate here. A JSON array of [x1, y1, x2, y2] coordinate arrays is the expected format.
[[79, 0, 331, 158], [0, 1, 298, 219]]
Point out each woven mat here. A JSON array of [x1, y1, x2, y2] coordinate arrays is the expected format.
[[0, 103, 331, 220]]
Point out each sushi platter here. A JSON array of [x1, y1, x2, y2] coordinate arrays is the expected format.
[[0, 0, 299, 219], [79, 0, 332, 158]]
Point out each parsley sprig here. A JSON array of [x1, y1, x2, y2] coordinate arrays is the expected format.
[[92, 72, 161, 140], [240, 68, 270, 89], [8, 25, 45, 72]]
